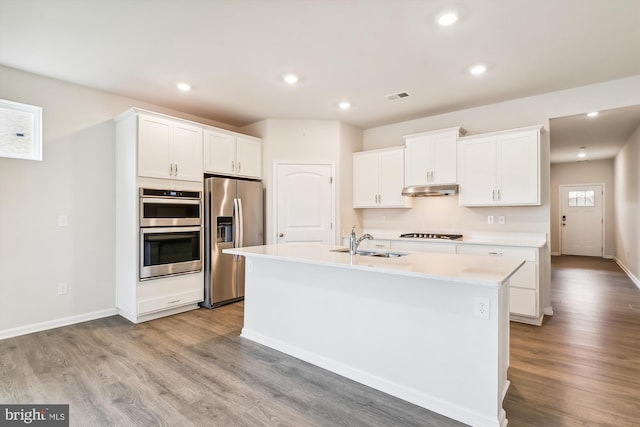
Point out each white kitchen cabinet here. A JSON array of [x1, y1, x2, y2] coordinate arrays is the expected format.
[[204, 129, 262, 179], [138, 114, 203, 182], [458, 126, 543, 206], [456, 244, 541, 323], [390, 240, 456, 254], [114, 108, 205, 324], [404, 127, 465, 186], [353, 147, 412, 208]]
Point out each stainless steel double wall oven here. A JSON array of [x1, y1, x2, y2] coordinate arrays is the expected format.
[[139, 188, 202, 280]]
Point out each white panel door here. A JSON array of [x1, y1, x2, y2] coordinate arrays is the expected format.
[[458, 136, 496, 206], [561, 184, 603, 256], [276, 163, 334, 244]]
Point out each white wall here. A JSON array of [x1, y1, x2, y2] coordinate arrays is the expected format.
[[614, 123, 640, 286], [242, 119, 362, 245], [362, 76, 640, 236], [0, 65, 239, 337], [550, 160, 615, 257]]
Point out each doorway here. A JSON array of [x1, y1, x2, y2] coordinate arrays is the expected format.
[[274, 163, 334, 245], [559, 184, 604, 256]]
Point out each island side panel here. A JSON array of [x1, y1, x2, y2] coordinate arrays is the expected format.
[[241, 256, 509, 427]]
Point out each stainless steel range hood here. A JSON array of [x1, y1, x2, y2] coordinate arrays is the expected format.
[[401, 184, 458, 197]]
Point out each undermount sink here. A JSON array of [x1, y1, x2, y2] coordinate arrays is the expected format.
[[330, 248, 409, 258]]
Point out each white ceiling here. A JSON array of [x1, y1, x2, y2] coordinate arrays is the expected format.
[[550, 105, 640, 163], [1, 0, 640, 156]]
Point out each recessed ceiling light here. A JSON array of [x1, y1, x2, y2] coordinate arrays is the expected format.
[[587, 111, 599, 117], [578, 147, 587, 158], [469, 64, 487, 75], [283, 74, 299, 84], [437, 12, 458, 26], [176, 82, 191, 92], [338, 101, 351, 110]]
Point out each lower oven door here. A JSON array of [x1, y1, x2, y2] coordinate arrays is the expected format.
[[140, 226, 202, 280]]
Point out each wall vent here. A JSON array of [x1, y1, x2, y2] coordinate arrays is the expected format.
[[386, 92, 410, 101]]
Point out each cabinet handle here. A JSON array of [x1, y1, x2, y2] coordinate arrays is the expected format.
[[231, 161, 235, 171], [488, 252, 503, 256], [492, 189, 496, 201], [167, 299, 181, 305], [238, 162, 241, 172], [174, 163, 178, 176], [497, 189, 501, 201]]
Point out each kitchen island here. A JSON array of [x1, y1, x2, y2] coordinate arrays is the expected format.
[[224, 244, 524, 427]]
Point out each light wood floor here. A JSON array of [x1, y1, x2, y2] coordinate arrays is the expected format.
[[1, 256, 639, 426]]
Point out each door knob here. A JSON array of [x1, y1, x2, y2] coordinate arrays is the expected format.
[[279, 233, 284, 238]]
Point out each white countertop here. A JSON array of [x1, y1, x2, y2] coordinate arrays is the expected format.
[[225, 244, 525, 287], [352, 230, 547, 248]]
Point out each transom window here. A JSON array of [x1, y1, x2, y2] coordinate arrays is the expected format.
[[568, 190, 595, 207]]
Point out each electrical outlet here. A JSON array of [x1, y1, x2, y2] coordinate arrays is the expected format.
[[487, 215, 494, 225], [57, 282, 68, 295], [58, 215, 68, 227], [498, 216, 505, 224], [474, 297, 490, 319]]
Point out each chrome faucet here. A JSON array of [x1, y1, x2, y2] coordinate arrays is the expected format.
[[349, 225, 374, 255]]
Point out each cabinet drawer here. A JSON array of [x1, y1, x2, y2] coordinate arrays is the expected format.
[[390, 240, 456, 254], [364, 239, 391, 250], [456, 244, 537, 262], [510, 262, 537, 290], [138, 288, 203, 315], [510, 287, 537, 317]]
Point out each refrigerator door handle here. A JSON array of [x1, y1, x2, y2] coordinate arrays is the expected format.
[[233, 198, 239, 248], [238, 198, 244, 248]]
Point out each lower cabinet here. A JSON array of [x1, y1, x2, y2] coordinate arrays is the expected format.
[[456, 244, 541, 323], [390, 240, 456, 254], [137, 288, 203, 316]]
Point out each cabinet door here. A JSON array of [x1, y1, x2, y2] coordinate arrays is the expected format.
[[496, 131, 539, 205], [430, 131, 457, 184], [353, 152, 380, 208], [172, 123, 203, 181], [378, 149, 407, 207], [138, 115, 172, 179], [236, 137, 262, 179], [204, 130, 236, 175], [404, 137, 430, 186], [458, 136, 496, 206], [390, 240, 456, 254]]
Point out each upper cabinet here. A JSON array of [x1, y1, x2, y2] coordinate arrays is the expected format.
[[353, 147, 412, 208], [204, 129, 262, 179], [458, 126, 544, 206], [138, 114, 203, 182], [404, 127, 465, 186]]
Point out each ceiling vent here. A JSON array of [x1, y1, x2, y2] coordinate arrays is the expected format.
[[386, 92, 410, 101]]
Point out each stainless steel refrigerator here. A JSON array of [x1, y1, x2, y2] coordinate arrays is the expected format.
[[201, 176, 263, 308]]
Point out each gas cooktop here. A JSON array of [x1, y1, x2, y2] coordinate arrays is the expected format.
[[399, 233, 463, 240]]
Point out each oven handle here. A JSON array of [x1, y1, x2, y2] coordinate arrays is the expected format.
[[140, 197, 201, 205], [140, 226, 201, 235]]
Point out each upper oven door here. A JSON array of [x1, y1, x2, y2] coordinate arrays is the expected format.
[[140, 197, 201, 227]]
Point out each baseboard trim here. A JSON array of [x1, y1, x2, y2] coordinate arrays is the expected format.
[[0, 308, 119, 340], [614, 258, 640, 290], [551, 252, 561, 257]]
